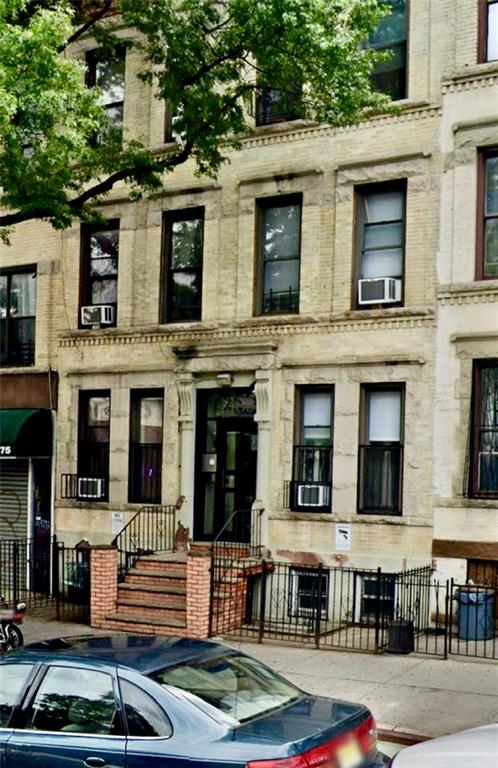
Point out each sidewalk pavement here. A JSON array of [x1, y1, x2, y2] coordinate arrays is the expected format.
[[21, 614, 498, 741]]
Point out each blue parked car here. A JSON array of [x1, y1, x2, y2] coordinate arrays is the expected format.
[[0, 634, 389, 768]]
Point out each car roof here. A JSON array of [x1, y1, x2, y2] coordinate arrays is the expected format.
[[393, 724, 498, 768], [7, 634, 237, 675]]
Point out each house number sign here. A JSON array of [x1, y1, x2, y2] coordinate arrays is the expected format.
[[0, 446, 12, 455]]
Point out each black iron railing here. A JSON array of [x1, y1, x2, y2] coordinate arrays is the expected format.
[[60, 474, 107, 501], [209, 507, 264, 637], [284, 445, 332, 511], [262, 287, 299, 315], [111, 504, 177, 581], [0, 537, 90, 623], [358, 444, 402, 514], [255, 87, 301, 126]]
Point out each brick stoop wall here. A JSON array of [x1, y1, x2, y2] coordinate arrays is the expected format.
[[90, 546, 220, 638]]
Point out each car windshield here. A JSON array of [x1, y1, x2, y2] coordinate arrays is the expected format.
[[150, 653, 302, 723]]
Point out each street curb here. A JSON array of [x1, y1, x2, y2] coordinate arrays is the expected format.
[[378, 726, 433, 745]]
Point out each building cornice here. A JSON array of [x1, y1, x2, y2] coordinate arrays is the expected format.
[[442, 62, 498, 94], [58, 311, 435, 350], [438, 282, 498, 305], [240, 104, 441, 150]]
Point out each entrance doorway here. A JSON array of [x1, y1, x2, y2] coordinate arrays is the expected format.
[[194, 389, 257, 543]]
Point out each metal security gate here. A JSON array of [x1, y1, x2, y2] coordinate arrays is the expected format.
[[0, 459, 29, 541]]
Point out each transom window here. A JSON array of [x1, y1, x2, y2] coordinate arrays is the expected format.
[[368, 0, 408, 100], [258, 196, 301, 316], [162, 209, 204, 322], [358, 385, 404, 515], [0, 268, 36, 367], [477, 151, 498, 280]]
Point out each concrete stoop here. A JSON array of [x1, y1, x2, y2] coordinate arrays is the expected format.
[[106, 551, 188, 635]]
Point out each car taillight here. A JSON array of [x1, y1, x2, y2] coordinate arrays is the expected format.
[[247, 714, 377, 768]]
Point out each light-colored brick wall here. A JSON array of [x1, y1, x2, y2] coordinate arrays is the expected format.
[[3, 3, 496, 579]]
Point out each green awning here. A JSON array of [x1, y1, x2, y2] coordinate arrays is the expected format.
[[0, 408, 52, 457]]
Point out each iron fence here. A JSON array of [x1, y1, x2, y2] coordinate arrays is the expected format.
[[0, 537, 90, 623], [211, 559, 497, 660]]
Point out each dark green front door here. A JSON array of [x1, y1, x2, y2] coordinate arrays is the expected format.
[[194, 390, 257, 543]]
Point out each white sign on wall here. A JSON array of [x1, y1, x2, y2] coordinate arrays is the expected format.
[[111, 511, 124, 536], [335, 523, 352, 551]]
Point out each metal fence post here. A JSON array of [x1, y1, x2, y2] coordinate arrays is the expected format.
[[314, 565, 322, 649], [13, 541, 19, 604], [258, 560, 267, 644], [443, 579, 450, 660], [52, 536, 61, 620], [375, 566, 382, 652]]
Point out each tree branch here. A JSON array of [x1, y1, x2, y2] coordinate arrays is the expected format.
[[0, 141, 194, 228], [58, 0, 114, 53]]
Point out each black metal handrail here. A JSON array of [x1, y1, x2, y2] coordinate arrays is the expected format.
[[209, 507, 264, 636], [262, 287, 299, 314], [111, 504, 177, 581]]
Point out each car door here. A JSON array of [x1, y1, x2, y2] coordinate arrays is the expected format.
[[5, 662, 126, 768], [0, 663, 35, 768]]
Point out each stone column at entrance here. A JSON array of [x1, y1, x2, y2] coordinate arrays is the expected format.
[[177, 374, 195, 534], [253, 370, 273, 545]]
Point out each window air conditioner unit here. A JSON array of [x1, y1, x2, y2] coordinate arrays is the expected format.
[[80, 305, 114, 326], [78, 477, 105, 499], [297, 483, 326, 507], [358, 278, 402, 305]]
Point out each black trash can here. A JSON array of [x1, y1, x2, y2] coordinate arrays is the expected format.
[[386, 619, 414, 653]]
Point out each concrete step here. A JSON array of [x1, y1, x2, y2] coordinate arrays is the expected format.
[[116, 600, 186, 620], [118, 582, 186, 596], [117, 589, 186, 608], [106, 611, 186, 629], [134, 560, 187, 575]]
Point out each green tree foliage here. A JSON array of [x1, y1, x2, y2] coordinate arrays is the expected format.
[[0, 0, 392, 235]]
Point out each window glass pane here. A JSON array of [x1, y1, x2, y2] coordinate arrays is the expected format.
[[263, 258, 299, 294], [105, 104, 124, 128], [480, 367, 498, 431], [90, 257, 118, 277], [171, 271, 200, 315], [362, 248, 403, 278], [485, 219, 498, 277], [26, 666, 117, 734], [364, 222, 403, 249], [91, 230, 119, 262], [88, 396, 110, 427], [485, 157, 498, 215], [91, 279, 117, 304], [139, 397, 163, 444], [121, 680, 171, 738], [369, 0, 407, 46], [488, 3, 498, 61], [368, 390, 401, 442], [263, 204, 300, 260], [9, 272, 36, 317], [0, 664, 33, 725], [303, 426, 331, 445], [363, 191, 403, 223], [171, 218, 203, 268], [0, 275, 7, 317], [96, 58, 125, 105], [303, 392, 331, 427]]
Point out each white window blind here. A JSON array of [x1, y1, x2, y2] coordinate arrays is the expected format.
[[368, 390, 401, 442]]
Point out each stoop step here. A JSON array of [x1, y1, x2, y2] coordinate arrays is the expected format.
[[105, 612, 186, 629]]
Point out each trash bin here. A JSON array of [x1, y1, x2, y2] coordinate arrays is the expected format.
[[386, 619, 414, 654], [455, 587, 495, 641]]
